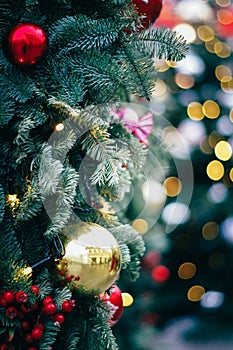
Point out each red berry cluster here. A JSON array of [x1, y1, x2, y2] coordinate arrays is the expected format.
[[0, 286, 76, 349], [57, 268, 80, 286]]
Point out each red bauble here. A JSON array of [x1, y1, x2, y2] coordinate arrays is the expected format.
[[151, 265, 170, 283], [43, 296, 54, 306], [102, 285, 123, 326], [44, 302, 57, 315], [6, 23, 48, 66], [132, 0, 163, 29]]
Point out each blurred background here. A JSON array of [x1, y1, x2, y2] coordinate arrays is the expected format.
[[114, 0, 233, 348]]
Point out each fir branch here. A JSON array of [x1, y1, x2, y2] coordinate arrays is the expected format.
[[82, 127, 131, 186], [38, 145, 64, 197], [53, 287, 72, 309], [44, 166, 79, 239], [0, 97, 15, 127], [39, 319, 61, 350], [135, 27, 189, 61], [49, 15, 120, 52]]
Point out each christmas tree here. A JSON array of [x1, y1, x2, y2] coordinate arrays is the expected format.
[[0, 0, 188, 349]]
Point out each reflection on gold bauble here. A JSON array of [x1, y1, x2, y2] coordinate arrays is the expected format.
[[56, 222, 122, 295]]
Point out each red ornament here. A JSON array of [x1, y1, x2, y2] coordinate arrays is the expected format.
[[54, 313, 65, 324], [101, 285, 123, 326], [44, 302, 57, 315], [151, 265, 170, 283], [15, 291, 28, 303], [2, 292, 15, 305], [142, 250, 161, 270], [6, 23, 48, 66], [31, 327, 43, 340], [132, 0, 163, 29]]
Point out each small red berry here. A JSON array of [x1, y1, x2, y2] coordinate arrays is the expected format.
[[31, 285, 39, 296], [3, 291, 15, 305], [44, 302, 57, 315], [53, 313, 65, 324], [15, 291, 28, 303], [43, 296, 54, 305], [5, 306, 18, 319], [21, 321, 30, 332], [30, 302, 38, 311], [37, 323, 45, 331], [0, 296, 7, 307], [28, 348, 38, 350], [32, 327, 43, 340], [25, 333, 34, 344], [21, 305, 31, 313], [62, 300, 75, 312], [74, 276, 80, 281]]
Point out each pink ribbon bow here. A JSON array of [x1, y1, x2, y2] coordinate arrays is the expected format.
[[111, 107, 153, 144]]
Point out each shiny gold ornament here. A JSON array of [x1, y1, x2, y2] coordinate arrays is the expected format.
[[56, 222, 122, 295]]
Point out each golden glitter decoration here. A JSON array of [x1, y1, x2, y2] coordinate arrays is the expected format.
[[56, 222, 122, 294]]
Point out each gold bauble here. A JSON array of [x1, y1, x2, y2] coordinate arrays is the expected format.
[[56, 222, 122, 294]]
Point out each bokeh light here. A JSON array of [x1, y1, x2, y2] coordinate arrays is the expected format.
[[214, 140, 232, 161], [187, 101, 204, 120], [187, 285, 205, 302], [202, 222, 219, 240], [175, 73, 195, 90], [163, 177, 182, 197], [151, 265, 170, 283], [215, 0, 231, 7], [151, 79, 167, 97], [206, 160, 224, 181], [203, 100, 220, 119], [122, 293, 134, 307], [173, 23, 196, 44], [217, 9, 233, 25], [178, 262, 197, 280], [162, 203, 191, 225], [221, 216, 233, 243], [207, 183, 228, 203], [132, 219, 149, 234], [208, 252, 225, 270], [230, 168, 233, 182], [201, 291, 224, 308], [197, 25, 215, 42], [215, 65, 232, 82]]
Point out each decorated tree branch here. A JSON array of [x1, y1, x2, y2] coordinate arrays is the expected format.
[[0, 0, 188, 349]]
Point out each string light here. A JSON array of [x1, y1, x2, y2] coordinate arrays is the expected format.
[[55, 123, 65, 132]]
